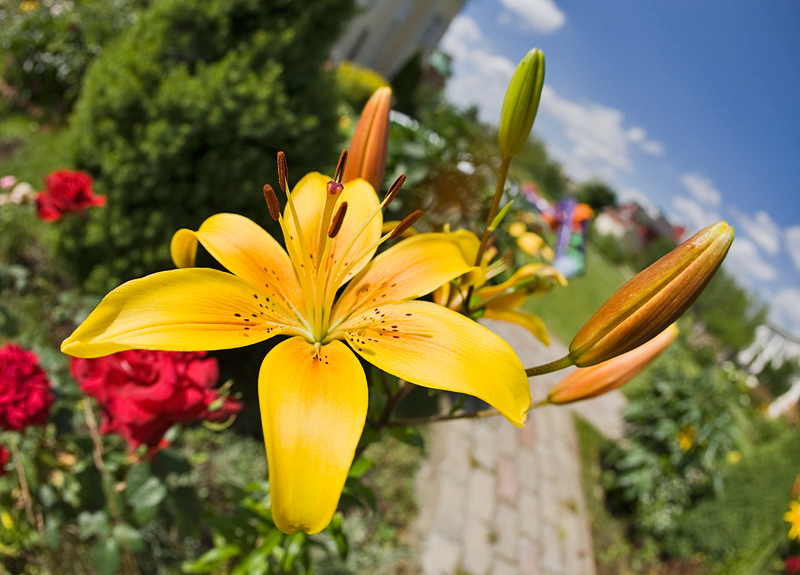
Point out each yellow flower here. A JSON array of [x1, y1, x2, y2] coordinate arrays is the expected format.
[[725, 450, 741, 465], [676, 425, 696, 452], [62, 171, 531, 535], [433, 229, 565, 345], [785, 500, 800, 540]]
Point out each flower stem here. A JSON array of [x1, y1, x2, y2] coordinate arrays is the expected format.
[[524, 355, 574, 377], [462, 156, 512, 314]]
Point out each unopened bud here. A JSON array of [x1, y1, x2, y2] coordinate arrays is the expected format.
[[263, 184, 280, 220], [391, 210, 422, 240], [546, 324, 678, 405], [344, 86, 392, 189], [328, 202, 348, 238], [569, 221, 734, 367], [498, 48, 545, 160]]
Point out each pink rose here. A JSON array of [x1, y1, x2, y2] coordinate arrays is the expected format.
[[0, 343, 54, 431], [36, 170, 105, 221], [71, 350, 241, 450]]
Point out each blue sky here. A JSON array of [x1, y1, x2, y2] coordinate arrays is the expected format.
[[439, 0, 800, 335]]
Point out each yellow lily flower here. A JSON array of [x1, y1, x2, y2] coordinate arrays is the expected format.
[[786, 499, 800, 541], [61, 170, 531, 535], [433, 229, 565, 345]]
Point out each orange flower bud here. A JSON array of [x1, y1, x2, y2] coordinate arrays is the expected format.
[[343, 86, 392, 189], [569, 221, 734, 367], [546, 324, 678, 405]]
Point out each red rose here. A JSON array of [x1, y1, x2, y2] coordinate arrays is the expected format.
[[786, 556, 800, 575], [71, 350, 241, 450], [36, 170, 105, 221], [0, 343, 54, 431], [0, 446, 9, 477]]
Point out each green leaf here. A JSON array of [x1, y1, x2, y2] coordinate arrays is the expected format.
[[91, 535, 122, 575], [78, 510, 110, 540], [44, 516, 60, 550], [279, 532, 306, 573], [488, 200, 514, 231], [113, 523, 145, 553], [125, 461, 152, 496], [347, 457, 373, 478], [388, 425, 424, 449], [342, 477, 377, 511], [182, 545, 241, 574], [128, 476, 167, 510], [153, 449, 191, 476]]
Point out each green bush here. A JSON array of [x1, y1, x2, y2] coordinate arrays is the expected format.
[[334, 60, 388, 112], [667, 428, 800, 573], [0, 0, 145, 120], [63, 0, 355, 292], [603, 333, 748, 537]]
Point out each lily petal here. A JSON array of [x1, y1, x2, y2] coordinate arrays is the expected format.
[[337, 301, 530, 427], [170, 213, 304, 323], [482, 308, 550, 346], [285, 172, 382, 284], [61, 269, 297, 358], [331, 234, 474, 324], [259, 337, 367, 534]]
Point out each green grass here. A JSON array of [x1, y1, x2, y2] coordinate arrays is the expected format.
[[525, 246, 634, 344], [0, 116, 74, 186]]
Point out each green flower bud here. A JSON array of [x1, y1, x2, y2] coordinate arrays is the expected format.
[[569, 221, 734, 367], [498, 48, 545, 160]]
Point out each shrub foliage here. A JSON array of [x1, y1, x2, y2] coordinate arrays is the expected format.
[[63, 0, 354, 292]]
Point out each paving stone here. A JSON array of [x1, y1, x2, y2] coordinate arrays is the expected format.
[[434, 473, 468, 539], [493, 502, 519, 561], [518, 420, 536, 451], [422, 532, 461, 575], [517, 537, 540, 575], [495, 417, 519, 456], [490, 557, 518, 575], [540, 523, 565, 575], [518, 490, 539, 539], [517, 448, 538, 493], [467, 466, 496, 522], [472, 422, 499, 469], [496, 455, 519, 505], [461, 520, 493, 575]]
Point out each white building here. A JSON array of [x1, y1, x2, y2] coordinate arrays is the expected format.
[[332, 0, 467, 80]]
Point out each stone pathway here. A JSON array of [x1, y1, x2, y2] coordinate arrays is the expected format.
[[413, 320, 627, 575]]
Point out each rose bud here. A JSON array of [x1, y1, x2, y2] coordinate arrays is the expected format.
[[498, 48, 545, 161], [545, 323, 678, 405], [569, 221, 734, 367], [343, 86, 392, 190]]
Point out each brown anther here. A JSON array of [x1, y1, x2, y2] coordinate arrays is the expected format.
[[327, 181, 344, 196], [277, 151, 289, 193], [262, 184, 281, 220], [384, 173, 406, 207], [328, 202, 348, 238], [391, 209, 422, 239], [334, 150, 348, 184]]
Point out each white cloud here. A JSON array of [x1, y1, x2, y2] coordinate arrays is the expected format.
[[680, 172, 722, 207], [786, 226, 800, 271], [540, 85, 632, 174], [725, 237, 778, 282], [497, 0, 566, 33], [733, 209, 781, 256], [671, 196, 720, 234], [770, 288, 800, 335], [440, 15, 516, 124], [626, 127, 664, 156]]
